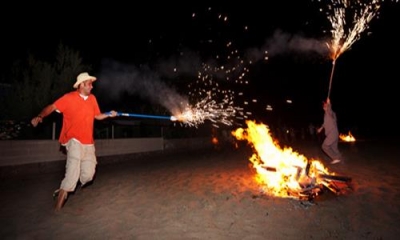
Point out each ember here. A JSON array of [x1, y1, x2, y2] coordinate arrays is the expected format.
[[233, 120, 352, 200]]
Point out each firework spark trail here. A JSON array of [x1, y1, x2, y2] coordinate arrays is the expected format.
[[184, 53, 251, 127], [174, 92, 238, 127], [183, 7, 258, 127], [327, 0, 382, 61], [98, 7, 256, 128], [323, 0, 383, 97], [102, 7, 267, 128]]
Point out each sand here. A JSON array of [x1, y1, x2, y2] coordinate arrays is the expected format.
[[0, 138, 399, 240]]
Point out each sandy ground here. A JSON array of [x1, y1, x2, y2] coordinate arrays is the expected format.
[[0, 138, 399, 240]]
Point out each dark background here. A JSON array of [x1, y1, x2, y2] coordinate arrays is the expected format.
[[1, 1, 399, 137]]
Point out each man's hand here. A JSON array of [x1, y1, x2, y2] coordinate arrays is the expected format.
[[31, 104, 55, 127], [31, 116, 43, 127], [107, 110, 118, 117], [326, 98, 331, 104]]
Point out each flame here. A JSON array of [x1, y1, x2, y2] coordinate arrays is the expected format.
[[232, 120, 336, 199], [339, 131, 356, 142]]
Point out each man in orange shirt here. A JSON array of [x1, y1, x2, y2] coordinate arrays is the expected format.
[[31, 72, 117, 211]]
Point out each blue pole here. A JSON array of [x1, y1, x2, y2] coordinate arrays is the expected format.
[[105, 112, 176, 121]]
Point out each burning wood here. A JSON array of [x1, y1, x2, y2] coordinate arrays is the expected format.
[[233, 120, 353, 201], [262, 163, 352, 201]]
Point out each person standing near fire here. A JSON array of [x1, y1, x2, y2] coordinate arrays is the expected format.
[[31, 72, 118, 212], [317, 98, 342, 164]]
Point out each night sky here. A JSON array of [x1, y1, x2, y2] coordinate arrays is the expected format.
[[1, 1, 399, 137]]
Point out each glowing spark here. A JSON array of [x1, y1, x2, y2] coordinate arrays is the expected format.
[[326, 0, 382, 60], [183, 7, 259, 127], [321, 0, 384, 98], [174, 93, 238, 127]]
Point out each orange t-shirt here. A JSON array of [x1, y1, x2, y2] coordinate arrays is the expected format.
[[54, 91, 101, 144]]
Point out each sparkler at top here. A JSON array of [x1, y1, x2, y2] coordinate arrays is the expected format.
[[319, 0, 385, 98], [325, 0, 382, 61]]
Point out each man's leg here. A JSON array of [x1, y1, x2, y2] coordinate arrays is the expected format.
[[330, 138, 343, 161], [55, 140, 82, 211], [55, 189, 68, 211], [80, 145, 97, 187], [322, 135, 340, 162]]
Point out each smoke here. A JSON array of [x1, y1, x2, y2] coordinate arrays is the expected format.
[[244, 29, 330, 62], [95, 29, 330, 118], [96, 59, 189, 116], [154, 49, 202, 78]]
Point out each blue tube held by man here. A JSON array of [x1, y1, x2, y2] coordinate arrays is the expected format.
[[105, 111, 177, 121]]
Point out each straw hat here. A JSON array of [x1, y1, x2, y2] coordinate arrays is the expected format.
[[73, 72, 97, 88]]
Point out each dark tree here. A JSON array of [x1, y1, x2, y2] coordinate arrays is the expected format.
[[1, 43, 91, 120]]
